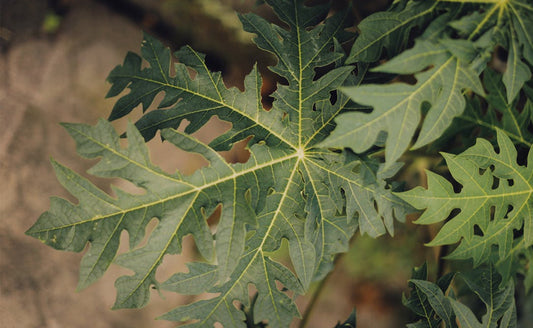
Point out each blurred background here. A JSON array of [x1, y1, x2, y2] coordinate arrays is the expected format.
[[0, 1, 436, 327]]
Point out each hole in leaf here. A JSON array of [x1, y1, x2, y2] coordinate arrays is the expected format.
[[505, 204, 514, 219], [508, 179, 514, 187], [527, 120, 533, 136], [111, 179, 147, 196], [452, 182, 462, 194], [277, 75, 289, 86], [155, 234, 198, 282], [473, 225, 484, 237], [495, 46, 508, 63], [206, 204, 222, 228], [356, 105, 373, 114], [329, 90, 337, 105], [219, 136, 251, 164], [313, 62, 335, 81], [261, 76, 276, 110], [448, 208, 461, 221], [328, 148, 343, 154], [204, 52, 227, 75], [491, 176, 500, 190], [154, 136, 208, 176]]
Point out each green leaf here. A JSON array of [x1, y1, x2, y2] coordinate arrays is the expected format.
[[432, 68, 533, 153], [447, 0, 533, 102], [345, 1, 437, 63], [27, 1, 412, 326], [403, 263, 457, 328], [322, 39, 484, 166], [160, 262, 218, 295], [398, 130, 533, 265], [482, 68, 533, 147], [449, 266, 517, 328], [405, 265, 516, 328], [409, 280, 456, 328], [324, 0, 533, 166]]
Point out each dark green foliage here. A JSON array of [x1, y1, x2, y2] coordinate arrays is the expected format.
[[26, 0, 533, 326], [405, 264, 516, 328]]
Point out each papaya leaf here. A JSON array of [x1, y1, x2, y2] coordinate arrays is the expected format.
[[474, 68, 533, 148], [431, 68, 533, 153], [27, 1, 412, 326], [450, 266, 517, 328], [398, 130, 533, 265], [323, 0, 533, 167], [448, 0, 533, 103], [345, 1, 438, 63], [404, 265, 516, 328], [404, 263, 457, 328], [322, 39, 484, 166]]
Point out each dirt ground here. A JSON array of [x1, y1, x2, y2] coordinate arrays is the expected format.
[[0, 1, 401, 327]]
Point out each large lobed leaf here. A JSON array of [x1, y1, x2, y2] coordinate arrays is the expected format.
[[27, 1, 412, 326], [398, 131, 533, 265]]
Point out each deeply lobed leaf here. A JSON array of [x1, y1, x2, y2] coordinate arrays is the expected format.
[[27, 1, 412, 326], [398, 131, 533, 265]]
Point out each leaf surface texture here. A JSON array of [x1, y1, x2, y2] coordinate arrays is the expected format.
[[27, 1, 411, 326]]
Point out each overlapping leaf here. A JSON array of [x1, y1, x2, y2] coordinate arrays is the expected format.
[[346, 0, 438, 63], [469, 68, 533, 147], [448, 0, 533, 103], [431, 68, 533, 153], [405, 264, 516, 328], [398, 131, 533, 265], [451, 266, 517, 328], [27, 1, 412, 326], [322, 38, 485, 166], [403, 263, 457, 328], [323, 0, 533, 167]]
